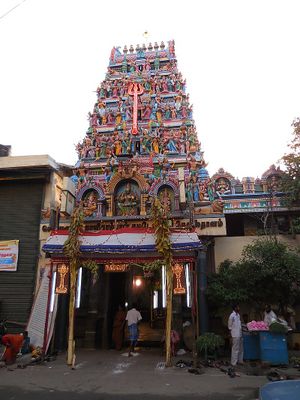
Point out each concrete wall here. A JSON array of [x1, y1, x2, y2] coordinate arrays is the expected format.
[[214, 235, 300, 270]]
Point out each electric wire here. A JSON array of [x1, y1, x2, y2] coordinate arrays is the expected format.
[[0, 0, 27, 21]]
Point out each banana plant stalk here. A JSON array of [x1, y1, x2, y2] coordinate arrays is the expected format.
[[64, 204, 98, 366]]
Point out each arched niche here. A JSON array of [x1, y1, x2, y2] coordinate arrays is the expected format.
[[157, 185, 176, 213], [78, 185, 106, 217], [150, 181, 179, 211], [114, 179, 141, 217], [107, 171, 149, 194]]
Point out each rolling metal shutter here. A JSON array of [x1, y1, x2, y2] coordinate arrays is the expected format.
[[0, 180, 43, 326]]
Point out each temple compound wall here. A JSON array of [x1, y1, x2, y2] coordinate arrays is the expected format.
[[215, 235, 300, 269]]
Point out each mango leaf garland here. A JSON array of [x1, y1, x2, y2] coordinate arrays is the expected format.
[[64, 204, 84, 264], [151, 197, 172, 265], [150, 197, 173, 367]]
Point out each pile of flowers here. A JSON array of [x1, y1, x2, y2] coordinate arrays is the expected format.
[[247, 320, 269, 331]]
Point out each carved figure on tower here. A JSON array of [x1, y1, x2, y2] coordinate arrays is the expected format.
[[83, 191, 98, 217]]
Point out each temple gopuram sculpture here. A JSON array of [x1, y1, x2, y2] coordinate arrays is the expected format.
[[72, 40, 223, 227]]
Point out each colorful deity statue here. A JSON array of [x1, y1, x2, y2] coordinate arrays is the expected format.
[[175, 95, 182, 111], [98, 101, 106, 117], [185, 177, 193, 203], [188, 155, 201, 177], [116, 182, 139, 216], [112, 85, 119, 97], [164, 105, 171, 119], [101, 114, 107, 125], [106, 109, 114, 124], [181, 104, 188, 119], [159, 188, 172, 213], [77, 163, 87, 189], [152, 137, 160, 154], [83, 191, 98, 217], [206, 179, 215, 201], [115, 112, 122, 125], [143, 104, 152, 119], [166, 138, 178, 153], [122, 131, 131, 154], [144, 80, 151, 92], [161, 78, 168, 93], [104, 159, 114, 183], [114, 136, 122, 156], [159, 156, 173, 181], [192, 177, 200, 202], [156, 108, 163, 124], [215, 178, 231, 196], [199, 181, 207, 201], [171, 106, 177, 119], [141, 132, 151, 153]]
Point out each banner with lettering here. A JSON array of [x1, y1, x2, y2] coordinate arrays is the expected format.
[[0, 240, 19, 271]]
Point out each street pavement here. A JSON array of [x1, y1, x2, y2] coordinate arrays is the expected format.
[[0, 348, 270, 399]]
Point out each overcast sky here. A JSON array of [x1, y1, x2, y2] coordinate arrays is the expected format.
[[0, 0, 299, 178]]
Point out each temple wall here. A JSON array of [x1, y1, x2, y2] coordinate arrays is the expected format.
[[214, 234, 300, 270]]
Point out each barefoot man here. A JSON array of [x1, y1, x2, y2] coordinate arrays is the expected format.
[[126, 303, 142, 357]]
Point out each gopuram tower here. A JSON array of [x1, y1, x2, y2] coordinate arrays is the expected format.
[[65, 41, 226, 345], [74, 40, 225, 232]]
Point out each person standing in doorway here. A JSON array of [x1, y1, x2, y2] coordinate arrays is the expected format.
[[126, 303, 142, 357], [112, 305, 127, 351], [228, 304, 243, 366]]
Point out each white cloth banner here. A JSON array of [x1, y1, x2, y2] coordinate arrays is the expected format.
[[27, 267, 58, 352]]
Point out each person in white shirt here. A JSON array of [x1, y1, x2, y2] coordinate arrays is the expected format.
[[228, 304, 243, 366], [263, 304, 278, 327], [126, 303, 142, 357]]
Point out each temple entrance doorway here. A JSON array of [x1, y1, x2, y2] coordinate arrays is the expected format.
[[107, 272, 127, 348], [106, 267, 165, 348], [130, 269, 164, 346]]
